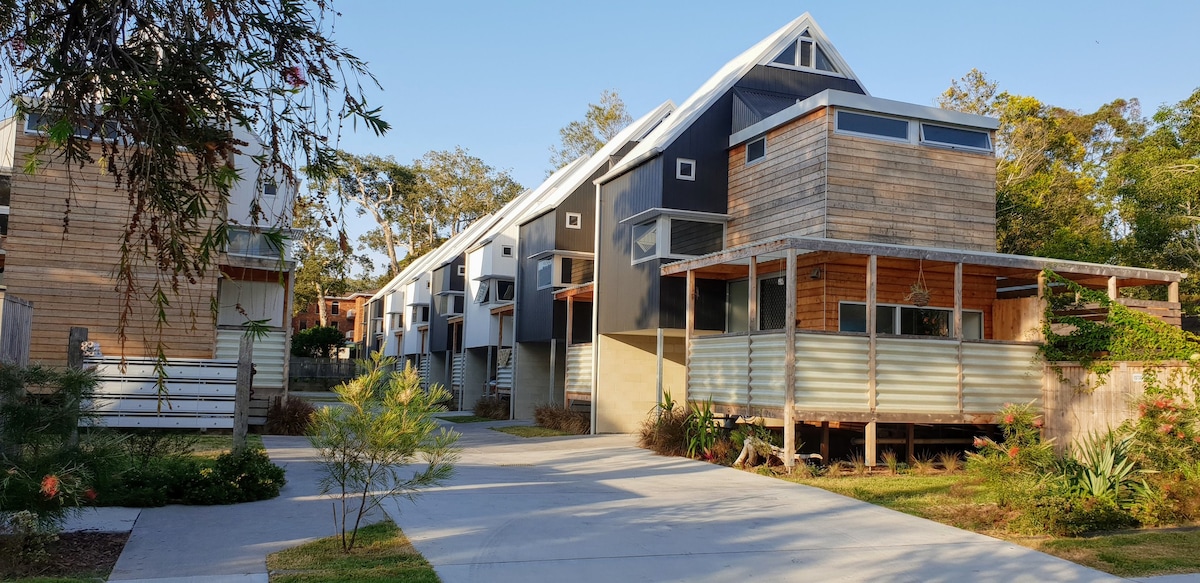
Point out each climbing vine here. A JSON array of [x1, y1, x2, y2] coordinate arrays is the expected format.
[[1039, 268, 1200, 390]]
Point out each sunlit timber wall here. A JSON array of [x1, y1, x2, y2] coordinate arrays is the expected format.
[[688, 331, 1042, 422]]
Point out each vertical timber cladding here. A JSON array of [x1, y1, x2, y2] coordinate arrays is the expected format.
[[824, 131, 997, 252], [727, 109, 830, 247], [6, 132, 218, 364]]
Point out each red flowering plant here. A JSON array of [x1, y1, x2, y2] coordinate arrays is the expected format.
[[967, 402, 1056, 506], [1124, 368, 1200, 474]]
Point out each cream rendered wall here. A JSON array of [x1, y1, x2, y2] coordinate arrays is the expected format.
[[595, 334, 685, 434], [217, 280, 286, 327]]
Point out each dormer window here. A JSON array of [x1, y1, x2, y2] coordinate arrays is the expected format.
[[532, 250, 595, 289], [770, 30, 838, 73], [624, 209, 728, 265]]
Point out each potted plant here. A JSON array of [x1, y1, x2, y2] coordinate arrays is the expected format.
[[906, 282, 931, 307]]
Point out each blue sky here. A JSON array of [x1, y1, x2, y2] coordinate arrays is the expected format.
[[329, 1, 1200, 273]]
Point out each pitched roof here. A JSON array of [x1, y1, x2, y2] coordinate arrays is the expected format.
[[597, 13, 860, 185]]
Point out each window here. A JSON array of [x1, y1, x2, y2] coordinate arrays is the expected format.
[[920, 123, 992, 151], [676, 158, 696, 181], [560, 257, 594, 286], [631, 221, 658, 262], [391, 313, 402, 328], [475, 282, 490, 304], [331, 301, 340, 315], [838, 302, 983, 340], [536, 258, 553, 290], [565, 212, 582, 229], [226, 227, 288, 259], [24, 112, 121, 141], [496, 279, 515, 301], [456, 264, 466, 277], [435, 294, 465, 315], [746, 137, 766, 165], [502, 245, 514, 257], [836, 111, 909, 141], [758, 276, 787, 330], [769, 32, 838, 73], [262, 181, 278, 197], [412, 305, 429, 323]]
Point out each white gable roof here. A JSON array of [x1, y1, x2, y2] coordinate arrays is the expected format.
[[598, 13, 861, 185]]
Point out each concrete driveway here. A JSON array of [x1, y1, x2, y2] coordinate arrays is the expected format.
[[385, 420, 1123, 583]]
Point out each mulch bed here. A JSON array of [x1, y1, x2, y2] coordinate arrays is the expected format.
[[0, 531, 129, 580]]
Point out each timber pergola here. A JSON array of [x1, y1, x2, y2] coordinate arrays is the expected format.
[[661, 237, 1185, 469]]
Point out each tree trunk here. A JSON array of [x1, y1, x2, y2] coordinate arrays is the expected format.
[[317, 282, 329, 327]]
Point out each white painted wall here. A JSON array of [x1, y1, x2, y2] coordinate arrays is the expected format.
[[402, 276, 431, 356], [381, 289, 404, 356], [226, 127, 294, 229], [464, 228, 519, 349]]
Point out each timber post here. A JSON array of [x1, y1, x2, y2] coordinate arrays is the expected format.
[[233, 334, 253, 454], [66, 326, 88, 446]]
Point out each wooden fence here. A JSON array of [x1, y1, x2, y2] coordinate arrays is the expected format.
[[1042, 361, 1193, 451]]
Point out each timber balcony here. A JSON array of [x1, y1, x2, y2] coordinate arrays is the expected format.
[[662, 237, 1184, 428]]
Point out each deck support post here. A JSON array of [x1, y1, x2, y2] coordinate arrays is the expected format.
[[784, 248, 797, 470], [1107, 276, 1119, 301], [865, 421, 877, 468], [549, 338, 557, 407], [233, 334, 253, 454], [820, 421, 830, 464], [906, 423, 916, 463], [954, 263, 964, 414], [747, 256, 758, 410], [685, 269, 695, 407], [866, 255, 877, 466], [1036, 271, 1048, 343], [1169, 281, 1180, 303]]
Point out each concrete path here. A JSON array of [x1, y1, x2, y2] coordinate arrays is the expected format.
[[385, 421, 1130, 583], [107, 436, 341, 583]]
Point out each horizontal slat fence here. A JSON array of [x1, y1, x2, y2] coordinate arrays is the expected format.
[[84, 357, 239, 429]]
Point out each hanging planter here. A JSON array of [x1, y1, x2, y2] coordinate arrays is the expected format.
[[906, 260, 931, 307]]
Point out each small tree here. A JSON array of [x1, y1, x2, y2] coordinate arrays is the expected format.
[[308, 353, 459, 551], [291, 326, 347, 358]]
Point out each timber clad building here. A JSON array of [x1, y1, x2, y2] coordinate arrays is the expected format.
[[366, 14, 1184, 463], [0, 117, 296, 420]]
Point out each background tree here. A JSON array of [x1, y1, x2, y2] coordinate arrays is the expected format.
[[0, 1, 385, 355], [939, 70, 1140, 262], [548, 89, 633, 171], [415, 147, 522, 237], [1106, 88, 1200, 306], [329, 153, 419, 277], [290, 326, 347, 358], [291, 196, 367, 326]]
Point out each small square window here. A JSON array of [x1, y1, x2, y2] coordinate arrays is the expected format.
[[262, 181, 278, 197], [676, 158, 696, 181], [746, 137, 766, 165], [565, 212, 582, 230], [502, 245, 513, 257], [456, 264, 466, 277]]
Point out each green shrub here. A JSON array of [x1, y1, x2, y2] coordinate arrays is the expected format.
[[291, 326, 346, 358], [1124, 369, 1200, 474], [266, 396, 317, 435], [685, 399, 717, 459], [120, 430, 200, 468], [474, 396, 510, 420], [184, 448, 286, 504], [532, 404, 589, 434], [1058, 431, 1140, 507], [638, 394, 689, 458], [1020, 494, 1136, 536]]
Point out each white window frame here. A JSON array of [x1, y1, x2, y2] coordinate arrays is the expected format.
[[495, 279, 516, 302], [456, 264, 466, 277], [919, 122, 993, 153], [631, 216, 726, 265], [765, 32, 845, 78], [837, 301, 984, 340], [536, 258, 553, 290], [675, 158, 696, 181], [565, 212, 582, 230], [834, 110, 914, 145], [745, 136, 767, 166]]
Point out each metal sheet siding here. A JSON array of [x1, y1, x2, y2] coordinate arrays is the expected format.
[[216, 329, 286, 390], [795, 333, 870, 411], [875, 337, 960, 413], [429, 265, 451, 352], [688, 335, 749, 407], [749, 333, 787, 408], [564, 343, 593, 399], [734, 65, 866, 104], [661, 93, 733, 214], [962, 342, 1042, 413], [554, 180, 599, 252], [87, 357, 238, 429], [597, 159, 664, 334], [516, 212, 558, 343]]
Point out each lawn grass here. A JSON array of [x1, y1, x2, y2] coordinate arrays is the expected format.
[[436, 415, 499, 424], [1033, 529, 1200, 578], [493, 426, 575, 438], [267, 520, 439, 583], [190, 433, 265, 458]]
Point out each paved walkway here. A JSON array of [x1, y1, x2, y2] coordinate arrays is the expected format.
[[66, 423, 1196, 582]]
